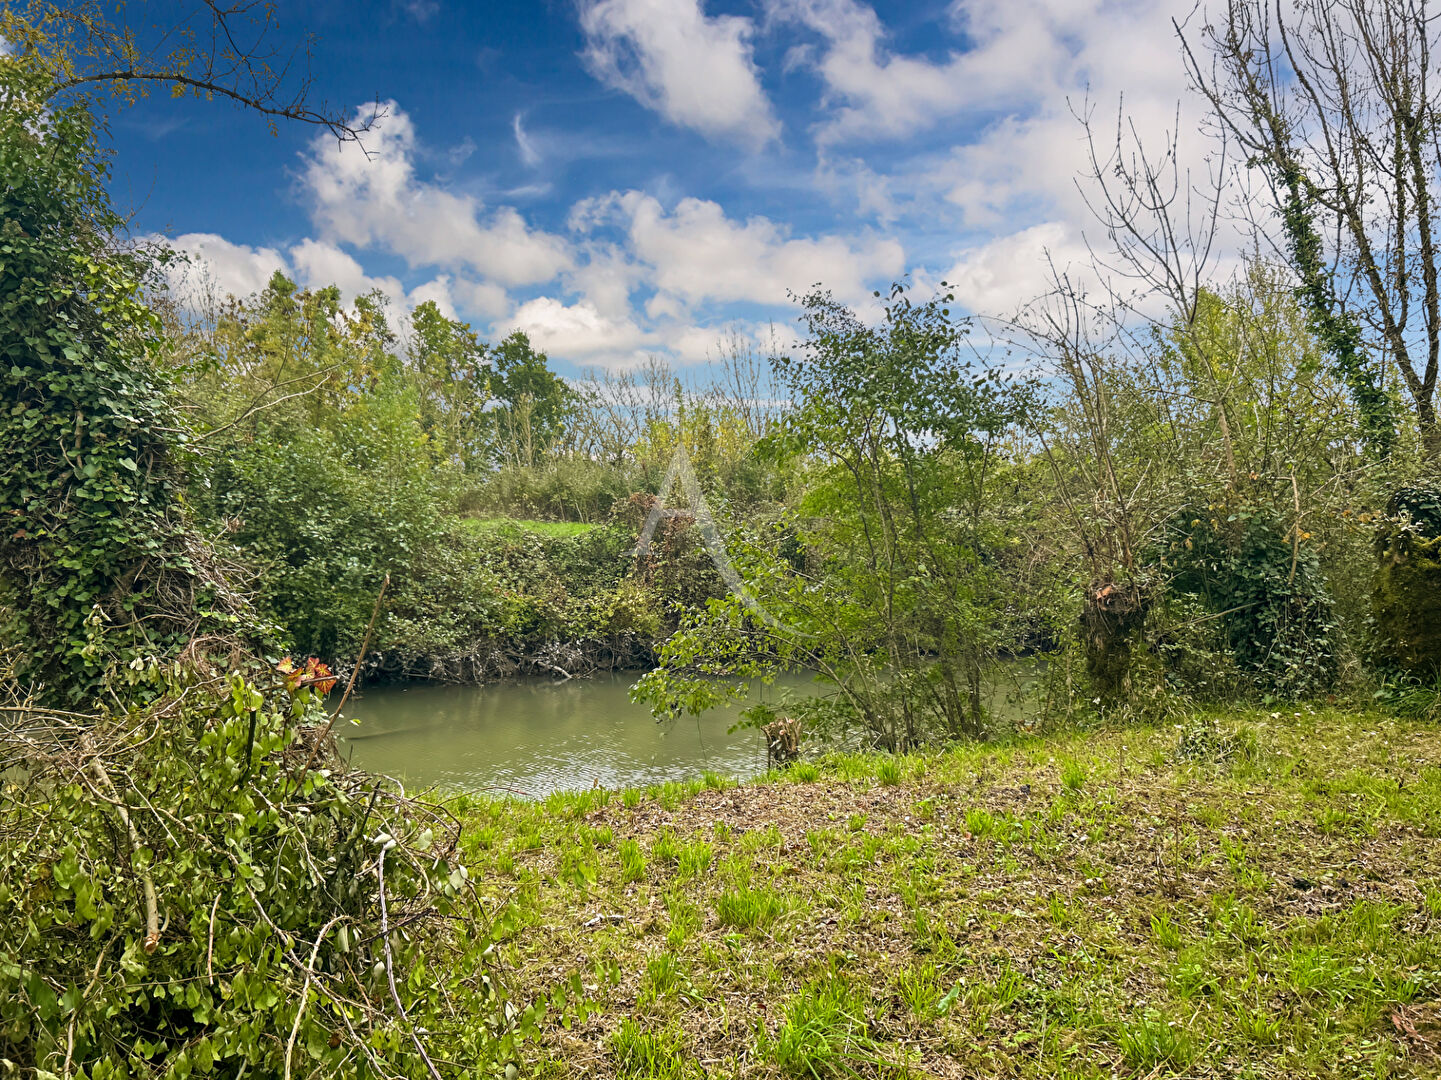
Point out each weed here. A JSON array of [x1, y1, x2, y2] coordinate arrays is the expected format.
[[1060, 758, 1086, 791], [677, 839, 714, 880], [608, 1019, 694, 1078], [644, 952, 682, 997], [847, 813, 867, 833], [965, 807, 995, 840], [651, 828, 681, 864], [1151, 912, 1184, 950], [877, 758, 903, 786], [618, 838, 647, 883], [717, 885, 791, 931], [1114, 1013, 1197, 1071], [622, 788, 642, 809], [702, 770, 732, 791], [787, 762, 821, 782], [760, 977, 878, 1078], [895, 962, 957, 1023]]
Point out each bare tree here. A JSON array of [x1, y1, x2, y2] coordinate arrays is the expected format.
[[1180, 0, 1440, 456]]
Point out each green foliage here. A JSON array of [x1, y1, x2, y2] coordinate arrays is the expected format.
[[1162, 501, 1339, 698], [0, 66, 251, 703], [0, 672, 518, 1077], [636, 283, 1028, 749], [485, 330, 578, 468], [1271, 155, 1397, 458], [198, 379, 447, 661], [1373, 484, 1441, 678], [758, 977, 879, 1078]]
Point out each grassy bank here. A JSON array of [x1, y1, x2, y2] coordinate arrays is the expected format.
[[453, 709, 1441, 1078]]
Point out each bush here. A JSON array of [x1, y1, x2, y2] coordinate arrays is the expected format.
[[0, 666, 521, 1077], [1163, 503, 1340, 698], [1373, 484, 1441, 677], [198, 384, 448, 662]]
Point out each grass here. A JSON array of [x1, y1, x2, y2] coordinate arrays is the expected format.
[[453, 707, 1441, 1077], [460, 516, 597, 538]]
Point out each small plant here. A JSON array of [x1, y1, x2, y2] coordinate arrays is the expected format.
[[1151, 912, 1184, 950], [876, 758, 903, 786], [677, 839, 714, 880], [1115, 1013, 1197, 1071], [788, 761, 821, 782], [965, 807, 995, 839], [717, 885, 791, 931], [644, 952, 682, 997], [895, 962, 956, 1023], [622, 788, 642, 809], [759, 978, 878, 1078], [1060, 758, 1086, 791], [618, 838, 647, 883], [609, 1019, 693, 1078], [702, 769, 732, 790], [847, 813, 868, 833], [651, 828, 681, 863]]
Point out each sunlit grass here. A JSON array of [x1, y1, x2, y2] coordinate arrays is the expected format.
[[449, 707, 1441, 1077]]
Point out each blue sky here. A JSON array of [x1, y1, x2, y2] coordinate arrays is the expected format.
[[108, 0, 1204, 375]]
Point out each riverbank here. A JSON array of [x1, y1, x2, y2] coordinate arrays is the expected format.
[[454, 707, 1441, 1077]]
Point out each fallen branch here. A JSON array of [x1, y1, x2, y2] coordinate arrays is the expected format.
[[89, 758, 160, 954], [376, 842, 443, 1080]]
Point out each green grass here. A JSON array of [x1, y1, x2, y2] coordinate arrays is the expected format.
[[453, 707, 1441, 1077], [460, 515, 597, 537]]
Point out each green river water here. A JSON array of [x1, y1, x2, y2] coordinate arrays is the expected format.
[[338, 671, 820, 796]]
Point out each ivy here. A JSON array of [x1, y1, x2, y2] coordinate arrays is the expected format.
[[1270, 155, 1397, 459], [0, 71, 251, 703]]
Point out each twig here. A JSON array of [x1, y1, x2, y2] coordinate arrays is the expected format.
[[377, 842, 443, 1080], [1288, 470, 1303, 587], [89, 759, 160, 954], [296, 574, 388, 782], [284, 915, 347, 1080], [207, 894, 221, 984]]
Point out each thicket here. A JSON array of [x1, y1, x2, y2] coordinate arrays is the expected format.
[[0, 24, 533, 1078]]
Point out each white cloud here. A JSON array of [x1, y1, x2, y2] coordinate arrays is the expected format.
[[583, 190, 904, 311], [512, 113, 541, 167], [943, 221, 1094, 319], [774, 0, 1193, 158], [301, 103, 573, 287], [501, 296, 657, 369], [579, 0, 780, 148], [163, 233, 289, 306]]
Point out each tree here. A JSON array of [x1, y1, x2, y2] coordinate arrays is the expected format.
[[1181, 0, 1439, 456], [636, 284, 1023, 748], [486, 331, 577, 467], [407, 300, 491, 471]]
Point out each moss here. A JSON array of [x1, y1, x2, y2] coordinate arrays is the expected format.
[[1374, 531, 1441, 676]]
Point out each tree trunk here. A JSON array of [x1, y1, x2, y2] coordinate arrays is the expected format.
[[1079, 582, 1148, 704]]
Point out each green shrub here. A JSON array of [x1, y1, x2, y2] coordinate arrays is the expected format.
[[0, 670, 518, 1077]]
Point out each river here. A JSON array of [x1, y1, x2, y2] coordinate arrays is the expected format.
[[337, 670, 820, 796]]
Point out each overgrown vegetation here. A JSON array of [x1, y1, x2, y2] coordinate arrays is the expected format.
[[7, 0, 1441, 1076]]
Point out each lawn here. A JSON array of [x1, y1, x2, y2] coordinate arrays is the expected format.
[[453, 709, 1441, 1078], [459, 517, 599, 538]]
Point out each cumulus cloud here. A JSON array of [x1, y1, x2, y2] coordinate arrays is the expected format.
[[579, 0, 779, 148], [576, 190, 904, 311], [943, 221, 1095, 319], [163, 233, 289, 306], [501, 296, 657, 369], [771, 0, 1190, 148], [301, 103, 573, 287], [162, 233, 475, 322]]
